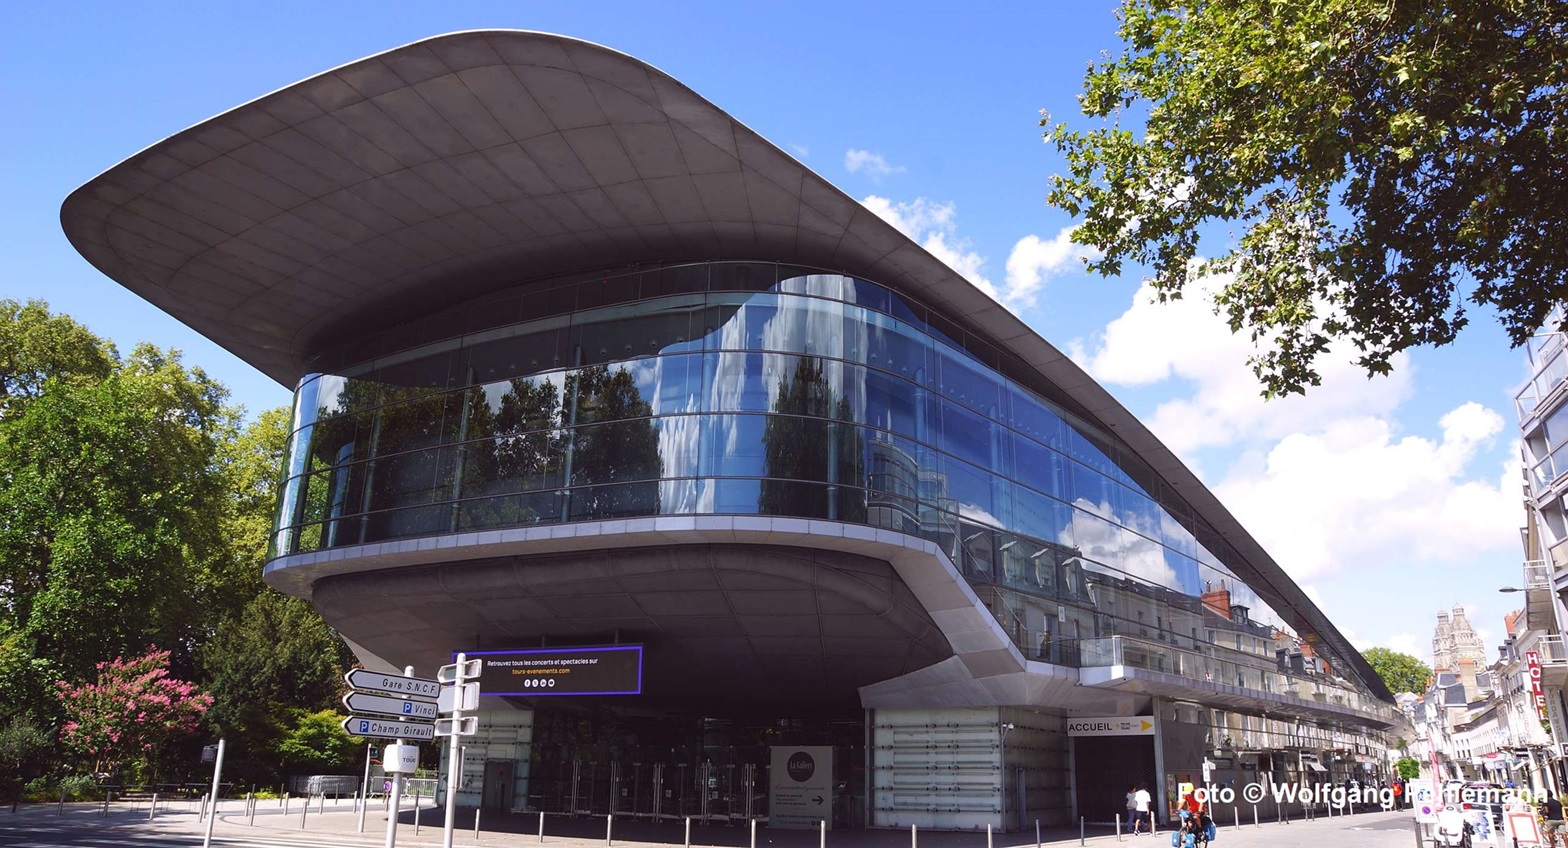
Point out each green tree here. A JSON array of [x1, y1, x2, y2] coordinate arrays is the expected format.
[[0, 716, 52, 799], [1396, 757, 1422, 780], [276, 709, 362, 774], [1046, 0, 1568, 396], [1362, 647, 1432, 695], [0, 299, 115, 410], [0, 344, 237, 677], [200, 591, 355, 785]]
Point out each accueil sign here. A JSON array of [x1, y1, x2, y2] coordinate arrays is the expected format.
[[1067, 716, 1155, 737]]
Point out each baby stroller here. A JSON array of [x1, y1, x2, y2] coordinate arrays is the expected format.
[[1171, 809, 1216, 848]]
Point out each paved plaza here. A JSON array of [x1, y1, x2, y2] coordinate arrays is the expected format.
[[0, 801, 1426, 848]]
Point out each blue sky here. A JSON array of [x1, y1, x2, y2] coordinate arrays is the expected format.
[[0, 0, 1528, 677]]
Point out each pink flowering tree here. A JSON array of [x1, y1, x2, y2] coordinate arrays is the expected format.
[[56, 648, 212, 776]]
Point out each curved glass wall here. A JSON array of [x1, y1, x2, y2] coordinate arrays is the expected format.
[[271, 261, 1372, 702]]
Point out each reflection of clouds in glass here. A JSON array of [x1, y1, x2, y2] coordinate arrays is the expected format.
[[1069, 497, 1178, 588], [958, 503, 1002, 525]]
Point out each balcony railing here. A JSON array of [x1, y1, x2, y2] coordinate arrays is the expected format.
[[1526, 559, 1552, 591], [1078, 634, 1400, 722], [1535, 634, 1568, 665]]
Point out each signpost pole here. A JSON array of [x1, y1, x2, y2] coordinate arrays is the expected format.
[[359, 743, 372, 833], [442, 652, 469, 848], [384, 665, 415, 848], [201, 738, 226, 848]]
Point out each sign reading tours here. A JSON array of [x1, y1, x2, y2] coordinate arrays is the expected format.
[[1066, 716, 1156, 737], [471, 645, 643, 696], [769, 746, 833, 830]]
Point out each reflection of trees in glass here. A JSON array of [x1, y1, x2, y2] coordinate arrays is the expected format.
[[454, 364, 662, 525], [758, 358, 866, 522], [565, 365, 662, 518]]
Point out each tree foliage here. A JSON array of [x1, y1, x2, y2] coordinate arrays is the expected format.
[[1396, 757, 1422, 780], [0, 342, 236, 677], [56, 648, 211, 776], [1362, 647, 1432, 695], [276, 709, 361, 774], [1046, 0, 1568, 396], [0, 299, 115, 410]]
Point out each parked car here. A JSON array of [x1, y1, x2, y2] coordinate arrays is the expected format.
[[1459, 782, 1505, 825]]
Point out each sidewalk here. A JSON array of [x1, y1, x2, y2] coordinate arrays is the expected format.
[[1, 800, 1420, 848]]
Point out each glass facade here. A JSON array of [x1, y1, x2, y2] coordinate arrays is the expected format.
[[271, 261, 1367, 699]]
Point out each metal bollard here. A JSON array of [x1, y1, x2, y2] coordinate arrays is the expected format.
[[1038, 819, 1043, 848], [606, 812, 613, 846], [1233, 806, 1239, 832], [1412, 819, 1424, 848], [1253, 804, 1258, 828], [912, 823, 917, 848], [248, 794, 256, 827], [1080, 816, 1086, 846], [57, 787, 64, 816], [685, 816, 692, 848], [415, 792, 422, 834], [300, 795, 307, 830], [541, 810, 547, 842], [821, 819, 827, 848], [750, 818, 756, 848], [476, 809, 482, 842], [988, 822, 994, 848], [1116, 813, 1122, 841], [283, 794, 289, 817], [101, 792, 109, 817], [318, 792, 324, 814], [148, 793, 158, 822]]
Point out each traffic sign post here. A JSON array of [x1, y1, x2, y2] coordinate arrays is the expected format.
[[345, 669, 440, 700], [440, 653, 481, 848], [341, 716, 437, 742], [344, 691, 440, 720]]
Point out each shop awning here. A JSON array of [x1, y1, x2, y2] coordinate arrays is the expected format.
[[1306, 762, 1328, 772]]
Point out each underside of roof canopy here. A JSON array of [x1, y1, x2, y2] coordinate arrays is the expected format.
[[60, 29, 1392, 704]]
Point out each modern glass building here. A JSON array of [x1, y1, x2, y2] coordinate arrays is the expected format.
[[63, 30, 1402, 831]]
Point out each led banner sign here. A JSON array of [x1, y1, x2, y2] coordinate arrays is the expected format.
[[467, 646, 643, 696]]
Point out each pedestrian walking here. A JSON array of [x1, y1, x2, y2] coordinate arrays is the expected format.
[[1134, 784, 1152, 834], [1126, 785, 1138, 831]]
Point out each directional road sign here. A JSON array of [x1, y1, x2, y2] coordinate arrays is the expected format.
[[437, 658, 482, 684], [342, 715, 436, 742], [434, 716, 478, 737], [344, 669, 439, 700], [437, 682, 481, 713], [343, 691, 439, 720]]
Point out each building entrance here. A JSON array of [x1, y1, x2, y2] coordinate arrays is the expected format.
[[526, 707, 865, 828], [1072, 736, 1157, 825]]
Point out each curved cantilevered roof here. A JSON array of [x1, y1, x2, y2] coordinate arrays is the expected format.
[[60, 30, 1392, 704]]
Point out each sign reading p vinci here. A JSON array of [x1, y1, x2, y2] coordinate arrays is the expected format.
[[472, 646, 643, 696], [1066, 716, 1156, 736]]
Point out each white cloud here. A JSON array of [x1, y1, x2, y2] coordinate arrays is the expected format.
[[844, 149, 905, 179], [1084, 272, 1416, 457], [1003, 227, 1097, 311], [861, 195, 1089, 310], [1210, 409, 1518, 583], [862, 195, 998, 299], [1079, 271, 1522, 609], [1384, 632, 1422, 657]]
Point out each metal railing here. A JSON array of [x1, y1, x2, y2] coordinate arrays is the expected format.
[[1078, 634, 1401, 722], [1525, 559, 1552, 591]]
